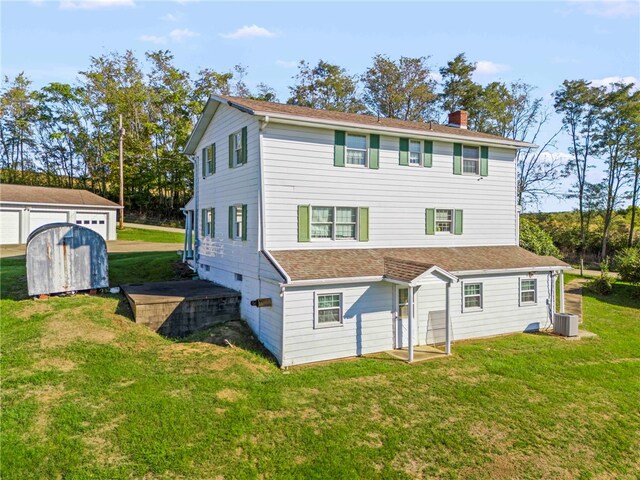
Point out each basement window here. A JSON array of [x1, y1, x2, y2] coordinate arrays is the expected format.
[[235, 273, 243, 282]]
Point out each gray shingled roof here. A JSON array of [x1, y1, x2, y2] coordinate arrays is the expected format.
[[0, 184, 120, 208]]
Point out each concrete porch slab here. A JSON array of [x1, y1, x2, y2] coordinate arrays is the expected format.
[[385, 345, 448, 363]]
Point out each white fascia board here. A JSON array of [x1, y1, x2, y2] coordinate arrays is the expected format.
[[1, 201, 121, 209], [183, 98, 221, 155], [413, 266, 459, 284], [453, 266, 570, 276], [254, 112, 536, 150], [282, 276, 383, 288]]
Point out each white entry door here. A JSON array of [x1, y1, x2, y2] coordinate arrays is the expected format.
[[76, 212, 108, 239], [395, 287, 410, 349], [0, 209, 21, 244]]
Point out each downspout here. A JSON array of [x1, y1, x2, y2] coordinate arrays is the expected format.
[[189, 153, 200, 275]]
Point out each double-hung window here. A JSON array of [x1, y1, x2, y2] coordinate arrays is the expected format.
[[520, 279, 537, 305], [463, 146, 480, 175], [346, 134, 367, 166], [409, 140, 421, 166], [311, 206, 358, 240], [207, 144, 215, 175], [435, 209, 453, 233], [233, 131, 243, 167], [463, 283, 483, 311], [233, 205, 243, 239], [315, 293, 343, 327]]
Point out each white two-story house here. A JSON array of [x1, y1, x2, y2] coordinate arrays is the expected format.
[[182, 95, 568, 367]]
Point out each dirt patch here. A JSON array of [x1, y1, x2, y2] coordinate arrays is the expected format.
[[41, 311, 116, 349], [468, 421, 512, 450], [34, 357, 76, 372], [27, 385, 66, 439], [15, 301, 54, 319], [216, 388, 245, 402], [83, 414, 127, 467]]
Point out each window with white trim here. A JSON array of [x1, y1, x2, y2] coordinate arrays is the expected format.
[[463, 283, 483, 310], [232, 131, 243, 167], [409, 140, 421, 166], [436, 209, 453, 233], [310, 206, 358, 240], [315, 293, 343, 327], [463, 146, 480, 174], [233, 205, 243, 239], [346, 134, 367, 166], [520, 278, 537, 305]]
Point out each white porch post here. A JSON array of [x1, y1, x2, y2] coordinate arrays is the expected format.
[[559, 270, 565, 313], [445, 281, 451, 355], [408, 285, 414, 363]]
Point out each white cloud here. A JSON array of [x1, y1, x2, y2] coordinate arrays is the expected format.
[[59, 0, 135, 10], [276, 60, 297, 68], [161, 13, 181, 22], [474, 60, 510, 75], [590, 75, 639, 88], [569, 0, 639, 17], [139, 34, 166, 45], [169, 28, 199, 42], [221, 25, 276, 40], [429, 71, 443, 83]]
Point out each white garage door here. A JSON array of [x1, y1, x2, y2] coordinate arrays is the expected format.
[[76, 212, 108, 239], [0, 209, 21, 244], [29, 210, 68, 235]]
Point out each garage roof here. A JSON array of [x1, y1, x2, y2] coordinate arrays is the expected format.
[[0, 184, 120, 208]]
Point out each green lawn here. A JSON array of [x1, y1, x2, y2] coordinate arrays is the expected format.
[[1, 254, 639, 479], [116, 227, 184, 244]]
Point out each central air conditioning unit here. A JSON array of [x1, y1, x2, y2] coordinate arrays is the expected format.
[[553, 313, 579, 337]]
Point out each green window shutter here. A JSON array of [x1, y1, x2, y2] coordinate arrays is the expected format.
[[480, 146, 489, 176], [201, 209, 207, 236], [297, 205, 310, 242], [228, 205, 234, 238], [358, 207, 369, 242], [207, 144, 215, 174], [423, 140, 433, 168], [228, 134, 234, 169], [425, 208, 435, 235], [241, 204, 248, 240], [334, 130, 346, 167], [454, 209, 464, 235], [368, 134, 380, 169], [210, 208, 215, 238], [399, 138, 409, 166], [453, 143, 462, 175], [201, 148, 207, 177], [241, 126, 248, 164]]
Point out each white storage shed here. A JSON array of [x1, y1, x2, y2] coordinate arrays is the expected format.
[[0, 184, 120, 245]]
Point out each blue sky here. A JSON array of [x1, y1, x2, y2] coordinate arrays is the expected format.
[[2, 0, 639, 211]]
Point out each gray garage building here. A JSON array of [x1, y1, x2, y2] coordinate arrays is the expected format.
[[0, 184, 120, 245]]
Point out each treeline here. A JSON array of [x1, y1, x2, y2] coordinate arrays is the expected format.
[[1, 50, 638, 234], [1, 51, 562, 218]]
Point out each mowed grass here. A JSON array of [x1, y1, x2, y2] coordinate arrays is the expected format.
[[116, 227, 184, 244], [1, 254, 639, 479]]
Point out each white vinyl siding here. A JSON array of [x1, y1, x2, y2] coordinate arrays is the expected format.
[[262, 124, 517, 250]]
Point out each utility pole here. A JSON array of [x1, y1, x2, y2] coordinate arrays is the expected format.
[[119, 114, 125, 230]]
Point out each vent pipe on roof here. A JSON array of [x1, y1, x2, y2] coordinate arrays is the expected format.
[[448, 110, 468, 129]]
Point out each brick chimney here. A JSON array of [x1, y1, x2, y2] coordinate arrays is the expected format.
[[448, 110, 468, 129]]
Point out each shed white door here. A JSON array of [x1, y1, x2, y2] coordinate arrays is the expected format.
[[0, 209, 21, 244], [29, 210, 68, 235], [76, 212, 108, 239]]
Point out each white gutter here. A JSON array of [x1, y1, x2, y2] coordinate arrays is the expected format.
[[453, 266, 570, 276], [1, 201, 121, 209], [251, 111, 536, 149], [282, 275, 384, 288]]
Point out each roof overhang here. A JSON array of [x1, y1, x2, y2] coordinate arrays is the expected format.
[[184, 95, 537, 155], [453, 266, 570, 276], [0, 200, 121, 209]]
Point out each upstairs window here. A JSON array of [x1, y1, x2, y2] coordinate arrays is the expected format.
[[311, 206, 358, 240], [346, 134, 367, 166], [228, 204, 247, 241], [463, 146, 480, 175], [233, 132, 243, 167], [435, 209, 453, 233], [409, 140, 421, 166]]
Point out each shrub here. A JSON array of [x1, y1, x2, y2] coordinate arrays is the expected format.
[[520, 218, 562, 258], [615, 247, 640, 285], [585, 259, 615, 295]]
